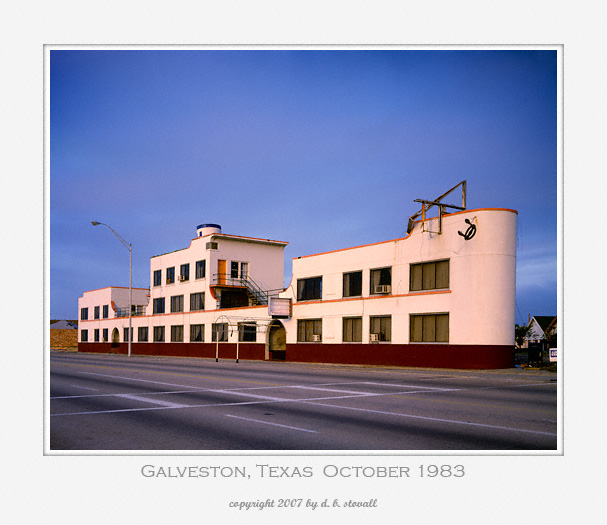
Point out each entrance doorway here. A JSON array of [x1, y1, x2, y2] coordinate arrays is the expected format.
[[268, 321, 286, 361], [111, 328, 120, 348]]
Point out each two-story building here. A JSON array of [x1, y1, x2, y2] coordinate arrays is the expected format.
[[78, 187, 518, 369]]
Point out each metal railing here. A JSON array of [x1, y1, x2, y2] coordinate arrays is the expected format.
[[115, 305, 145, 318], [212, 273, 281, 305]]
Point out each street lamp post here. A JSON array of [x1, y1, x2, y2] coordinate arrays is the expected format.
[[91, 221, 132, 357]]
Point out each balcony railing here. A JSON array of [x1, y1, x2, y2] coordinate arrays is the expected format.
[[115, 305, 146, 318], [212, 273, 282, 305]]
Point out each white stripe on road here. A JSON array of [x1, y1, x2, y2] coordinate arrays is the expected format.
[[298, 399, 558, 437], [79, 371, 207, 389], [224, 414, 317, 433], [115, 394, 188, 408], [288, 385, 378, 395]]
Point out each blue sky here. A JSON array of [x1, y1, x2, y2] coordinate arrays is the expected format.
[[50, 49, 558, 323]]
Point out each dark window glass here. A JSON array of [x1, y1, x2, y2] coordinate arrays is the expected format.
[[370, 267, 392, 294], [153, 297, 165, 314], [410, 260, 450, 292], [343, 317, 362, 342], [239, 323, 256, 342], [195, 260, 206, 279], [297, 277, 322, 301], [370, 316, 392, 342], [166, 267, 175, 284], [153, 326, 165, 342], [190, 292, 205, 311], [343, 271, 363, 297], [170, 295, 184, 313], [212, 323, 228, 342], [410, 313, 449, 342], [180, 264, 189, 281], [171, 325, 184, 342], [138, 327, 148, 342], [297, 319, 322, 342], [190, 324, 204, 342]]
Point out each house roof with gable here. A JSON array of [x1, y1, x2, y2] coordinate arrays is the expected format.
[[531, 316, 556, 333]]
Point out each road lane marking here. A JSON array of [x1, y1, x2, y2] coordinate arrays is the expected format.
[[362, 382, 449, 389], [225, 414, 317, 433], [288, 385, 379, 395], [115, 394, 188, 408], [213, 390, 291, 402], [79, 371, 213, 389], [54, 363, 280, 386], [298, 399, 558, 437], [50, 393, 556, 437]]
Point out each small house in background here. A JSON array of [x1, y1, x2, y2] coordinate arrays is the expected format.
[[525, 315, 557, 349], [51, 320, 78, 330]]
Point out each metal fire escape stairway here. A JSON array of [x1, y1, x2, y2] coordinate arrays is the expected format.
[[212, 273, 280, 306]]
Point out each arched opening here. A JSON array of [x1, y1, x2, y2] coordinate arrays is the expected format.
[[111, 328, 120, 348], [268, 320, 286, 361]]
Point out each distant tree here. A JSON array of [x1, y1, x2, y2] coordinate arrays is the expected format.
[[515, 324, 532, 348]]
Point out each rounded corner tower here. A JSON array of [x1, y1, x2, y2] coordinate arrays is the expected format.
[[196, 224, 221, 237]]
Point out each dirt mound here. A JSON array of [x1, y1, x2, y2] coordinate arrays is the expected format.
[[50, 329, 78, 350]]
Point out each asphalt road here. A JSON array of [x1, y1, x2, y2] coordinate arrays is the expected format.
[[49, 352, 558, 451]]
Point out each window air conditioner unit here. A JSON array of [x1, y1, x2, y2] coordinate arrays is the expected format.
[[311, 334, 321, 342], [375, 285, 391, 294], [370, 333, 380, 342], [178, 275, 187, 281]]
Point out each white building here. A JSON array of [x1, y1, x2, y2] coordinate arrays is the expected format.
[[78, 186, 518, 369]]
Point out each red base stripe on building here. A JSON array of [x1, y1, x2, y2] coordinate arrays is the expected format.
[[77, 342, 514, 369]]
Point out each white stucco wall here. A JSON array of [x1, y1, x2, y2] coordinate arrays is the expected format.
[[282, 208, 517, 346]]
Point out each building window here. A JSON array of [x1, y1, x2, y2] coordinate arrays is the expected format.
[[81, 329, 88, 342], [238, 322, 256, 342], [229, 261, 249, 280], [343, 271, 363, 298], [94, 329, 100, 342], [343, 317, 362, 342], [138, 327, 148, 342], [410, 260, 449, 292], [410, 313, 449, 343], [195, 260, 206, 279], [231, 261, 239, 279], [170, 295, 184, 313], [297, 277, 322, 301], [166, 267, 175, 284], [171, 325, 184, 342], [190, 292, 205, 311], [206, 242, 218, 250], [153, 326, 165, 342], [190, 324, 205, 342], [103, 305, 109, 319], [103, 328, 108, 342], [212, 323, 228, 342], [81, 308, 88, 320], [180, 264, 190, 282], [153, 297, 165, 314], [297, 319, 322, 342], [154, 270, 161, 286], [370, 267, 392, 295], [94, 306, 100, 319], [124, 327, 133, 342], [370, 316, 391, 342]]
